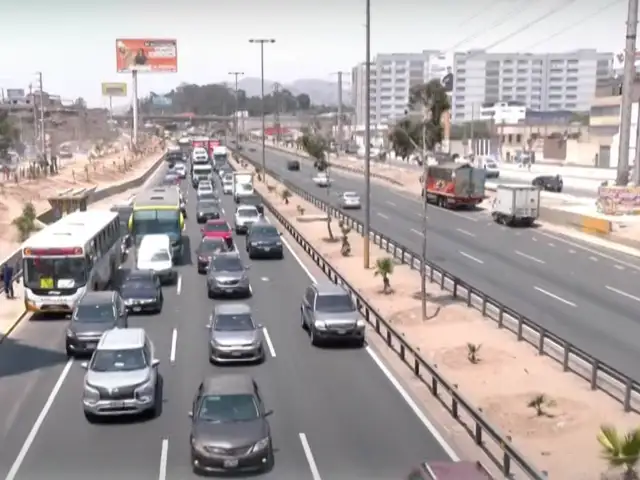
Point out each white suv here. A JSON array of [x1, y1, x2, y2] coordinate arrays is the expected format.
[[234, 205, 260, 234]]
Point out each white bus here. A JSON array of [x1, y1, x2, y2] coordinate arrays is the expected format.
[[21, 210, 122, 313]]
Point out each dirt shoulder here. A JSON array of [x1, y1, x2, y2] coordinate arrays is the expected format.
[[0, 137, 164, 260], [231, 154, 637, 479]]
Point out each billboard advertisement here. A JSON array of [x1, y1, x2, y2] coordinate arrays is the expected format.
[[6, 88, 25, 100], [151, 95, 172, 106], [116, 39, 178, 73], [102, 82, 128, 97]]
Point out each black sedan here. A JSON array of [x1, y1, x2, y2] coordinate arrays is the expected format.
[[196, 237, 230, 273], [114, 269, 164, 314], [196, 199, 222, 223], [532, 174, 563, 192], [287, 160, 300, 171], [246, 223, 283, 259]]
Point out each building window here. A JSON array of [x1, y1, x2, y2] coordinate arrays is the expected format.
[[590, 105, 621, 116]]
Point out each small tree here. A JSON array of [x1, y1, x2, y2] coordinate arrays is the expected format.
[[281, 188, 291, 205], [388, 118, 420, 161], [255, 167, 262, 181], [12, 202, 37, 241], [296, 205, 305, 215], [527, 394, 555, 417], [598, 425, 640, 479], [301, 132, 329, 171], [374, 257, 394, 294], [466, 343, 482, 364], [339, 220, 351, 256]]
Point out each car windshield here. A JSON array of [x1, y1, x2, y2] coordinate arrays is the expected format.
[[214, 313, 254, 331], [344, 192, 358, 198], [212, 256, 243, 272], [315, 293, 355, 313], [199, 184, 213, 191], [198, 200, 218, 210], [120, 281, 155, 297], [205, 222, 229, 232], [149, 251, 171, 262], [74, 303, 115, 322], [199, 192, 216, 201], [91, 347, 148, 372], [199, 239, 227, 253], [251, 225, 278, 238], [237, 209, 258, 217], [197, 394, 259, 423], [24, 256, 87, 289]]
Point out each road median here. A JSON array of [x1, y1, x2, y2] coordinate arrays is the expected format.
[[231, 150, 640, 479]]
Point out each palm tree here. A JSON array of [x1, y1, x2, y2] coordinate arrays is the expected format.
[[466, 343, 482, 364], [407, 79, 451, 154], [527, 394, 555, 417], [598, 425, 640, 479], [374, 257, 394, 294]]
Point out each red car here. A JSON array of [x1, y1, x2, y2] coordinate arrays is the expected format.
[[201, 219, 233, 248]]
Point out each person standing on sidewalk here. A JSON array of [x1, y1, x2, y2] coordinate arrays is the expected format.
[[2, 262, 14, 299]]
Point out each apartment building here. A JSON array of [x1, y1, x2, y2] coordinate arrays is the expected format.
[[351, 51, 451, 126], [452, 49, 613, 123]]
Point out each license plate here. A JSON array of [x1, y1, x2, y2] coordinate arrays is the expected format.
[[133, 306, 141, 312], [109, 401, 125, 408], [336, 329, 347, 335], [223, 459, 238, 468], [86, 342, 97, 349], [263, 247, 271, 252], [230, 351, 242, 357]]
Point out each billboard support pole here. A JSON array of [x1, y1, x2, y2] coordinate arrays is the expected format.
[[109, 95, 113, 122], [132, 70, 139, 147]]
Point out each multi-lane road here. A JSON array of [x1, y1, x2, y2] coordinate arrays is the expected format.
[[242, 144, 640, 380], [0, 162, 456, 479]]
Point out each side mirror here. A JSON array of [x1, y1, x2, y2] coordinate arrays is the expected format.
[[279, 232, 283, 236], [188, 411, 193, 418], [257, 323, 264, 329], [80, 362, 89, 369], [152, 359, 160, 367], [264, 410, 274, 417]]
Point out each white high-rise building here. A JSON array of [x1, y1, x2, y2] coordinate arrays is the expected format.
[[452, 49, 613, 123], [351, 51, 452, 127]]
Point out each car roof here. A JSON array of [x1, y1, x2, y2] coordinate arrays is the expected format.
[[98, 327, 146, 350], [78, 291, 115, 305], [202, 374, 256, 396], [313, 281, 349, 296], [206, 218, 228, 225], [212, 251, 241, 260], [121, 268, 155, 280], [237, 205, 258, 211], [215, 303, 252, 315]]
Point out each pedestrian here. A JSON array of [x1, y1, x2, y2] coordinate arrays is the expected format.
[[3, 262, 14, 299]]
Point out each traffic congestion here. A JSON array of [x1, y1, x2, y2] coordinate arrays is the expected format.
[[0, 134, 493, 480]]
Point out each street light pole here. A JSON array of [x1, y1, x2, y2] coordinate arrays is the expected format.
[[363, 0, 371, 269], [249, 38, 275, 181], [228, 71, 244, 149]]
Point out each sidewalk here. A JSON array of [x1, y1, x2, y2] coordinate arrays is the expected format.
[[0, 283, 27, 341]]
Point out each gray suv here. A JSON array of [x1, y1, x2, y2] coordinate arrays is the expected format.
[[81, 328, 161, 422], [300, 282, 365, 347]]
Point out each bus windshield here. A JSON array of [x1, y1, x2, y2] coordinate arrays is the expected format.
[[24, 256, 87, 290], [132, 210, 180, 241]]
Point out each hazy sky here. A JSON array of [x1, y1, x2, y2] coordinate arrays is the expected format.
[[0, 0, 627, 108]]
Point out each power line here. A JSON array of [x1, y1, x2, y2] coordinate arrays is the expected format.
[[520, 0, 623, 50], [456, 0, 512, 27], [478, 0, 580, 52], [446, 0, 536, 52]]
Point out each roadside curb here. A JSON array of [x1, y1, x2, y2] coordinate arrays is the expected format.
[[0, 308, 29, 344]]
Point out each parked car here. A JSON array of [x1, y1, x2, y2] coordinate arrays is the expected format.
[[532, 174, 563, 192]]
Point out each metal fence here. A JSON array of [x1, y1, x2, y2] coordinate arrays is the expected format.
[[230, 155, 548, 479], [236, 147, 640, 413]]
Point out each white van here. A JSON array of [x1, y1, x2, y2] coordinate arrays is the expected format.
[[192, 148, 209, 164], [136, 234, 177, 284], [192, 163, 213, 187]]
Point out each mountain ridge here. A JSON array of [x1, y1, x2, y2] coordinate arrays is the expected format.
[[237, 77, 350, 106]]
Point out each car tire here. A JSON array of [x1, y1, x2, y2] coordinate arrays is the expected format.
[[65, 345, 74, 357], [248, 249, 254, 260], [354, 338, 365, 348], [301, 310, 307, 330], [207, 289, 215, 299], [310, 326, 320, 346], [84, 411, 98, 423]]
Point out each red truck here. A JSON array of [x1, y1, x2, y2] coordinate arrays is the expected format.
[[421, 162, 486, 209], [207, 139, 221, 157]]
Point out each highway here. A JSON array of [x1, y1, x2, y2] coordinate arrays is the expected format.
[[0, 163, 454, 479], [241, 145, 640, 380]]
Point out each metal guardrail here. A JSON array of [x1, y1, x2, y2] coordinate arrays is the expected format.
[[232, 158, 548, 479], [234, 149, 640, 413], [0, 152, 167, 296]]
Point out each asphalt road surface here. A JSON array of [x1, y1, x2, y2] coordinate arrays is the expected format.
[[241, 144, 640, 380], [0, 163, 453, 479]]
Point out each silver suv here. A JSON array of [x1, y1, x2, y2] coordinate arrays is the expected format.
[[81, 328, 161, 422], [300, 282, 365, 347]]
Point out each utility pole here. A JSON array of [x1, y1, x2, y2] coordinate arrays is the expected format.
[[470, 104, 476, 156], [228, 71, 244, 147], [331, 71, 349, 156], [420, 105, 431, 321], [221, 82, 229, 145], [29, 83, 38, 154], [363, 0, 371, 269], [273, 82, 281, 145], [36, 72, 46, 162], [619, 0, 639, 185], [249, 38, 276, 180]]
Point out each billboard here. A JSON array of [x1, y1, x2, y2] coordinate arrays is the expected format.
[[151, 95, 172, 107], [6, 88, 25, 100], [102, 82, 128, 97], [116, 39, 177, 73]]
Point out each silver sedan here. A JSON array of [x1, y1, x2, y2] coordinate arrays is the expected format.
[[339, 191, 361, 209]]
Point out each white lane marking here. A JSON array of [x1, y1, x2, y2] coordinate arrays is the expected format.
[[262, 327, 277, 357], [456, 228, 475, 237], [176, 274, 182, 295], [615, 264, 625, 270], [536, 230, 640, 271], [548, 242, 555, 247], [459, 251, 484, 264], [261, 276, 269, 281], [5, 359, 74, 480], [158, 439, 169, 480], [606, 285, 640, 303], [366, 346, 460, 460], [446, 210, 478, 222], [533, 286, 577, 307], [515, 250, 545, 264], [532, 237, 537, 242], [410, 228, 424, 236], [299, 433, 323, 480], [569, 249, 576, 254], [377, 212, 389, 219], [169, 328, 178, 364], [279, 214, 459, 460], [589, 256, 598, 262], [386, 201, 396, 207]]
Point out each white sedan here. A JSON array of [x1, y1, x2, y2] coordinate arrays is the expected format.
[[339, 191, 361, 209], [313, 173, 331, 187]]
